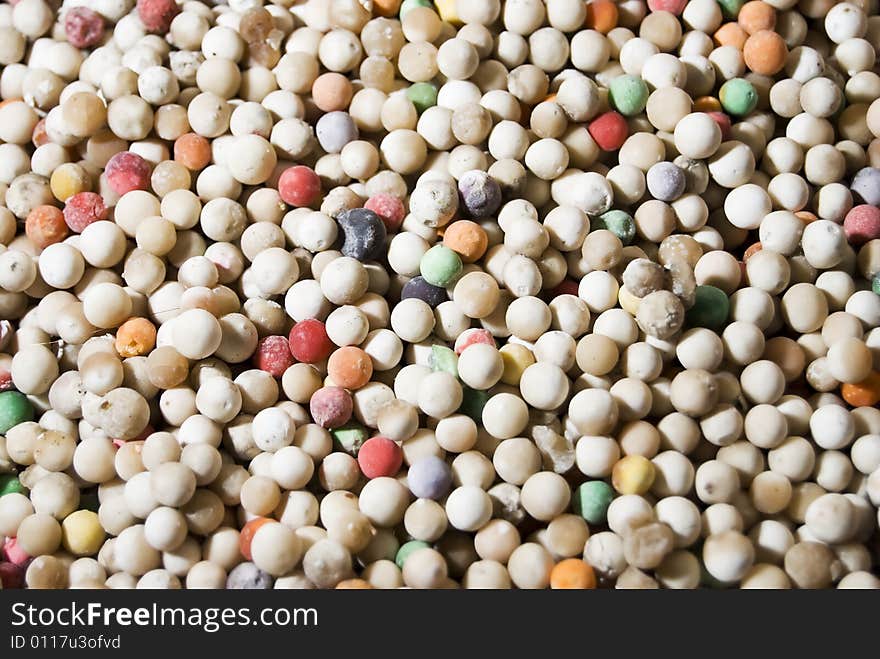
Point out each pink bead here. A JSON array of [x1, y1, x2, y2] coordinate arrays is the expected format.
[[64, 7, 105, 48], [137, 0, 181, 34], [647, 0, 688, 14], [309, 386, 353, 429], [365, 194, 406, 231], [454, 328, 496, 355], [104, 152, 151, 196], [3, 538, 29, 567], [844, 204, 880, 246]]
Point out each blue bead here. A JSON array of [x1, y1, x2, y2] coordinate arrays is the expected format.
[[407, 456, 452, 500]]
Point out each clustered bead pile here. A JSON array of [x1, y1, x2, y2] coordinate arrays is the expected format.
[[0, 0, 879, 590]]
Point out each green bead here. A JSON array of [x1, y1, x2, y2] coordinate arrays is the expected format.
[[686, 285, 730, 330], [458, 386, 489, 421], [715, 0, 745, 19], [399, 0, 432, 17], [420, 245, 462, 287], [872, 272, 880, 295], [0, 391, 33, 435], [593, 210, 636, 245], [719, 78, 758, 116], [406, 82, 437, 114], [0, 474, 24, 496], [572, 481, 614, 525], [330, 422, 368, 455], [395, 540, 431, 568], [429, 345, 458, 376], [608, 75, 649, 116]]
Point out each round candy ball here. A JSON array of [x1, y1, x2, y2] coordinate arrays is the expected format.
[[288, 319, 334, 363], [844, 205, 880, 246], [608, 75, 649, 116], [719, 78, 758, 116], [357, 437, 404, 479], [407, 456, 453, 500]]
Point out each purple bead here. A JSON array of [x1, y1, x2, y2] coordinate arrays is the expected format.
[[646, 161, 686, 202], [316, 111, 358, 154], [407, 456, 452, 500], [401, 276, 448, 306], [458, 170, 502, 218], [851, 167, 880, 206], [226, 562, 273, 589]]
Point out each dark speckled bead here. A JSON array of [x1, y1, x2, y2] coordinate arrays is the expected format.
[[458, 170, 502, 218], [337, 207, 387, 261], [401, 276, 448, 306], [226, 562, 274, 589]]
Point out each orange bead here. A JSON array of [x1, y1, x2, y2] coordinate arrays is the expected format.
[[841, 372, 880, 407], [550, 559, 597, 589], [239, 517, 272, 561], [738, 0, 776, 35], [743, 242, 762, 261], [31, 119, 49, 147], [312, 72, 353, 113], [795, 211, 818, 223], [585, 0, 618, 34], [714, 22, 748, 49], [373, 0, 401, 17], [743, 30, 788, 75], [25, 205, 67, 249], [693, 96, 722, 113], [174, 132, 212, 170], [336, 578, 373, 589], [443, 220, 489, 263], [327, 346, 374, 390], [115, 317, 157, 358]]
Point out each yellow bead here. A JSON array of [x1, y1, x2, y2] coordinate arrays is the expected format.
[[61, 510, 105, 556], [618, 285, 642, 316], [611, 455, 655, 495], [434, 0, 461, 24], [50, 163, 91, 202], [499, 343, 535, 386]]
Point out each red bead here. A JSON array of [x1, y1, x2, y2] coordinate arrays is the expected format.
[[365, 193, 406, 231], [104, 152, 151, 196], [550, 279, 580, 299], [63, 191, 108, 233], [288, 319, 333, 363], [357, 436, 403, 479], [0, 561, 25, 589], [137, 0, 181, 34], [647, 0, 688, 14], [278, 166, 321, 207], [453, 328, 496, 355], [844, 205, 880, 246], [64, 7, 105, 48], [254, 335, 294, 377], [588, 111, 628, 151], [309, 386, 353, 428], [707, 111, 732, 141]]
